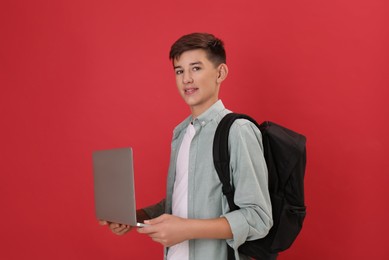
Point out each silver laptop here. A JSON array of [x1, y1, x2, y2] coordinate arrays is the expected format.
[[92, 147, 145, 227]]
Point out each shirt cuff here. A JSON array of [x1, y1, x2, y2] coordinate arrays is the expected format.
[[222, 210, 250, 250]]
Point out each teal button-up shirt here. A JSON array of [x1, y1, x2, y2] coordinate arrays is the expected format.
[[144, 100, 273, 260]]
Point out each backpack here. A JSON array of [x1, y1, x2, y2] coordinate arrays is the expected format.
[[213, 113, 307, 260]]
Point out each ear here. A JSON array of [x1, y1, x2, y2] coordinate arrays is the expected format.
[[216, 64, 229, 84]]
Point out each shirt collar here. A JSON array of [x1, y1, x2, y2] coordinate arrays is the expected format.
[[173, 100, 226, 138], [193, 100, 225, 127]]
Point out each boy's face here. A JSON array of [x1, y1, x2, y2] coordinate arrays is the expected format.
[[173, 49, 226, 117]]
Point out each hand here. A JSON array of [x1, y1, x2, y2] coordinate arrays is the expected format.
[[137, 214, 189, 247], [99, 220, 132, 235]]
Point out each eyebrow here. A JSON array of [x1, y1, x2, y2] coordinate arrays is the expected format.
[[174, 61, 203, 70], [189, 61, 203, 66]]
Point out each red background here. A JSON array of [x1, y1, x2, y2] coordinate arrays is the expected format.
[[1, 0, 388, 259]]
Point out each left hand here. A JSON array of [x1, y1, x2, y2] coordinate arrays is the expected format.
[[137, 214, 189, 247], [98, 220, 132, 235]]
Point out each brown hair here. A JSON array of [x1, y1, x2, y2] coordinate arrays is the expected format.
[[169, 33, 226, 66]]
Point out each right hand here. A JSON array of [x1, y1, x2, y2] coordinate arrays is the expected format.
[[99, 220, 132, 235]]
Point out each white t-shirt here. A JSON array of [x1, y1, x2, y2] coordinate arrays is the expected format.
[[167, 123, 195, 260]]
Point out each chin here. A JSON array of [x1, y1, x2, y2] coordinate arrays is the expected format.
[[183, 97, 199, 106]]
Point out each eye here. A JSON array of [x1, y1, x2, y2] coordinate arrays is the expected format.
[[175, 69, 183, 75], [192, 66, 201, 71]]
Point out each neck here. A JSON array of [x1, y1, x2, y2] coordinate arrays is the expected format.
[[190, 99, 219, 118]]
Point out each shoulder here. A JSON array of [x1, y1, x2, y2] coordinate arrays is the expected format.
[[229, 118, 262, 137], [227, 118, 264, 151]]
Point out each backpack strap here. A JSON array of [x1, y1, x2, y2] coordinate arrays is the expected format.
[[213, 113, 261, 212]]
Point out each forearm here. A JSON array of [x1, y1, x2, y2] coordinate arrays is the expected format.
[[185, 217, 233, 240], [139, 214, 233, 247]]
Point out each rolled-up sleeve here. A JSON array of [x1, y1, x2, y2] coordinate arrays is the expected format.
[[143, 199, 166, 219], [222, 119, 273, 250]]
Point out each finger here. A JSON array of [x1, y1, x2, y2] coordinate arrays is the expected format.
[[112, 226, 125, 233], [109, 223, 126, 232], [112, 225, 131, 235], [137, 225, 156, 235], [137, 226, 149, 234], [98, 220, 108, 225], [114, 227, 130, 235], [113, 224, 129, 232], [109, 223, 121, 229], [144, 214, 167, 225]]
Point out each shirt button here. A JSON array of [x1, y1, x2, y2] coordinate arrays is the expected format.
[[201, 121, 206, 126]]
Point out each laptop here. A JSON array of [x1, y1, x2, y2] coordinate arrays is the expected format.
[[92, 147, 146, 227]]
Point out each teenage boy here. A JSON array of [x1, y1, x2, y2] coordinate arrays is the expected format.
[[99, 32, 273, 260]]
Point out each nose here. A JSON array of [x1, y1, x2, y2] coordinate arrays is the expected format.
[[182, 71, 193, 84]]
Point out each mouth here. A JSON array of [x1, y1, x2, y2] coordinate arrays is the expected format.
[[184, 87, 198, 95]]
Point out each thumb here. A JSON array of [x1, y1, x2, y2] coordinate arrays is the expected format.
[[144, 214, 167, 225]]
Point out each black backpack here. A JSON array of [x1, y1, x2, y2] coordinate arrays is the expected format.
[[213, 113, 307, 260]]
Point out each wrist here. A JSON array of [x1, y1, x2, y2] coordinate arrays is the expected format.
[[136, 209, 150, 223], [181, 218, 195, 241]]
